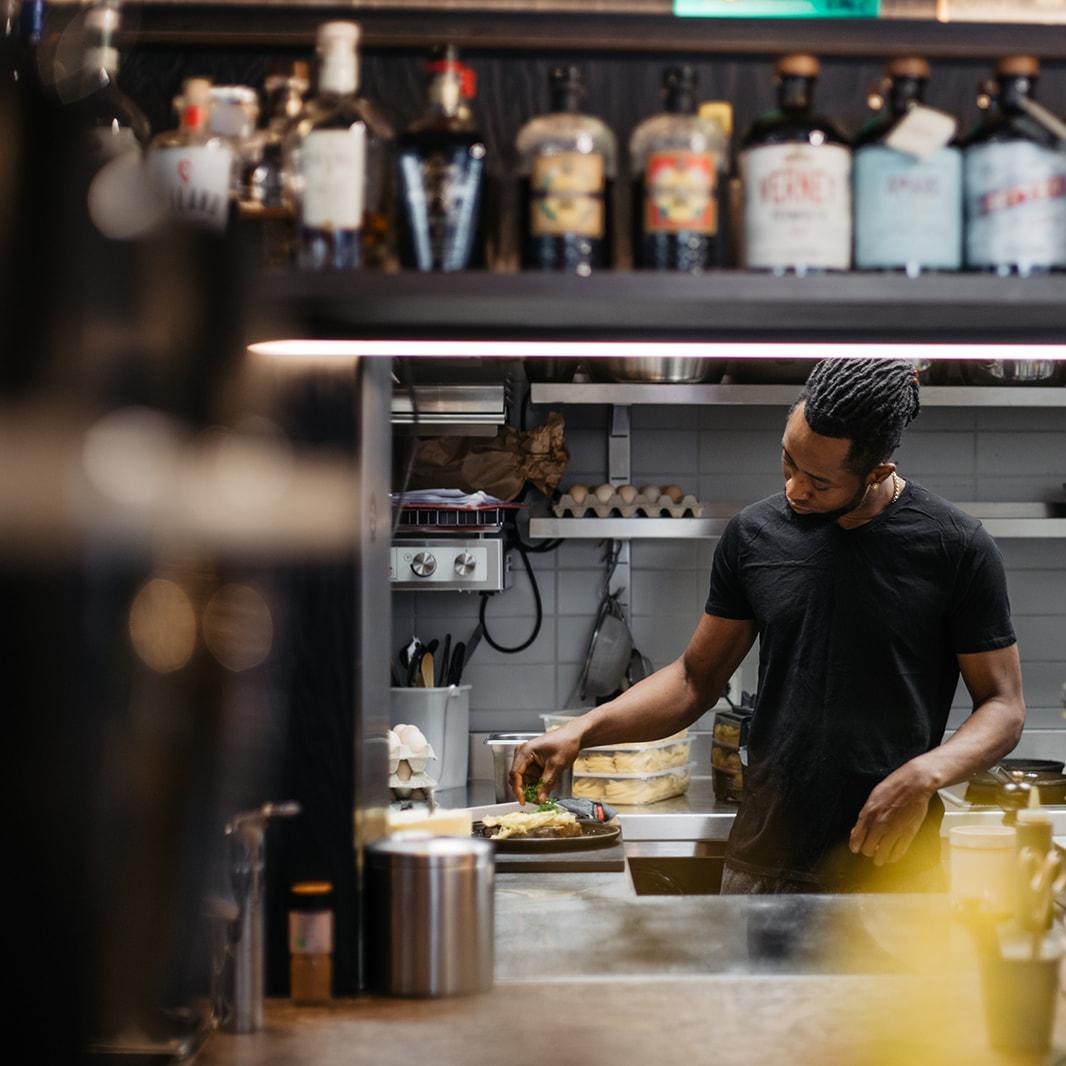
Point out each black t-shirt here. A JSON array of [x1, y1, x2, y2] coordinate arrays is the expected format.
[[705, 482, 1016, 889]]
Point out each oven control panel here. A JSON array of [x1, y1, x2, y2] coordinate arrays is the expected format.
[[391, 538, 508, 592]]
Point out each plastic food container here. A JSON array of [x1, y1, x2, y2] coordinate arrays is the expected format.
[[572, 763, 694, 805], [540, 713, 688, 749], [574, 737, 693, 775], [949, 824, 1017, 915]]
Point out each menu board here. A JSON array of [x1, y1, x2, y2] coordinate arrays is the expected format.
[[675, 0, 880, 16]]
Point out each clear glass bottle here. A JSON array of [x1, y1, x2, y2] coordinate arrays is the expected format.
[[515, 65, 616, 275], [244, 62, 309, 210], [739, 53, 851, 273], [289, 21, 392, 271], [148, 77, 234, 232], [963, 55, 1066, 275], [70, 0, 150, 167], [629, 65, 727, 273], [853, 57, 962, 274], [395, 45, 488, 272]]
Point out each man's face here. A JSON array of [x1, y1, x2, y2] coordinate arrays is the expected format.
[[781, 403, 870, 520]]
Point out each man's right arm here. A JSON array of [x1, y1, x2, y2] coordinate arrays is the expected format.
[[510, 613, 757, 804]]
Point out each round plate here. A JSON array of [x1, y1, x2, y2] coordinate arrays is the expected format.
[[474, 818, 621, 853]]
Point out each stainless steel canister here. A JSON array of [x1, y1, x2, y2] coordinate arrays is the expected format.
[[364, 836, 494, 997], [486, 733, 572, 802]]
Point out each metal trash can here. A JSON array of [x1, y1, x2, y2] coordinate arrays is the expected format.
[[364, 836, 494, 997]]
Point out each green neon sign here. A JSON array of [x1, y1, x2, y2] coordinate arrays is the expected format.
[[675, 0, 880, 17]]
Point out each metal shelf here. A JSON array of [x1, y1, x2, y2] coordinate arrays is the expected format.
[[530, 507, 1066, 540], [530, 384, 1066, 407]]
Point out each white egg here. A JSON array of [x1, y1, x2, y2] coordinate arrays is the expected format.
[[407, 731, 429, 756], [617, 484, 638, 504], [396, 724, 418, 748], [387, 729, 402, 752], [639, 485, 661, 502], [662, 484, 684, 504], [594, 483, 615, 503], [568, 484, 588, 504]]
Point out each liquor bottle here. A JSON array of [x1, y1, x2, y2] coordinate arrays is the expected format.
[[395, 45, 487, 272], [148, 77, 234, 232], [630, 65, 726, 272], [963, 55, 1066, 275], [853, 57, 961, 274], [515, 65, 616, 275], [739, 54, 851, 273], [290, 21, 392, 271], [70, 0, 150, 167]]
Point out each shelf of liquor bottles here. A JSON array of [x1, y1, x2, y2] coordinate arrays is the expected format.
[[261, 270, 1066, 342]]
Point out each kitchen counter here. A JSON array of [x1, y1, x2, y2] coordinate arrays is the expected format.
[[196, 859, 1066, 1066]]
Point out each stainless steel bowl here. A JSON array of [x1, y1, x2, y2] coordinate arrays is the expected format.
[[962, 361, 1065, 386], [600, 357, 725, 384], [485, 733, 572, 803]]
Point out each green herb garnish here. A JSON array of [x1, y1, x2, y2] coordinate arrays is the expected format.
[[523, 783, 540, 804], [537, 802, 560, 813]]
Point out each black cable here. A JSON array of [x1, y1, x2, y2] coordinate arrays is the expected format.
[[479, 542, 542, 654]]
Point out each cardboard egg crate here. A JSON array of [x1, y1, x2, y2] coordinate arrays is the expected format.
[[552, 488, 703, 519]]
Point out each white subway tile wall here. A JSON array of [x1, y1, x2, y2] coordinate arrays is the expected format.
[[394, 402, 1066, 734]]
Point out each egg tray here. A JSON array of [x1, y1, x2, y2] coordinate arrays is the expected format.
[[552, 492, 703, 519], [388, 742, 437, 776]]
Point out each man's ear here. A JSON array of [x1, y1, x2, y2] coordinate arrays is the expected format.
[[867, 461, 897, 487]]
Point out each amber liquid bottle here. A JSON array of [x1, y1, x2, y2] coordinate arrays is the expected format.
[[516, 66, 616, 275]]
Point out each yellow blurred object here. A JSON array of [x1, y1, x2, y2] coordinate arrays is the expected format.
[[699, 101, 733, 140], [386, 808, 473, 837]]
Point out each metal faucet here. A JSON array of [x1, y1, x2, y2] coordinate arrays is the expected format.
[[216, 801, 301, 1033]]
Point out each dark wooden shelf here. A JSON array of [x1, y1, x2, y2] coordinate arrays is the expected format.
[[108, 4, 1066, 59], [256, 270, 1066, 342]]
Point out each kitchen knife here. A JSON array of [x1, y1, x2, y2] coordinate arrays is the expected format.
[[438, 633, 452, 687], [447, 641, 465, 686]]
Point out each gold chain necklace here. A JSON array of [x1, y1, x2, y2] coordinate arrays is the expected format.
[[890, 472, 902, 504]]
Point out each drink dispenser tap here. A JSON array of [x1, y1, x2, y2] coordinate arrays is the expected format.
[[216, 801, 301, 1033]]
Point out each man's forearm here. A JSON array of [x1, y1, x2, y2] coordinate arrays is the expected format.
[[576, 659, 707, 749], [911, 696, 1025, 792]]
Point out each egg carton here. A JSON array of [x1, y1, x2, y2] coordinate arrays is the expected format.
[[388, 742, 437, 776], [553, 492, 703, 519]]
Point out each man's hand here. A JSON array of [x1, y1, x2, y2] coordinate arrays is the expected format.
[[509, 728, 583, 805], [849, 760, 937, 867]]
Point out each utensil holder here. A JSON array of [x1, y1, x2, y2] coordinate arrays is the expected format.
[[390, 686, 471, 791]]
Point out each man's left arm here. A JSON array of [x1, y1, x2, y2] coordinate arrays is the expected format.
[[849, 643, 1025, 866]]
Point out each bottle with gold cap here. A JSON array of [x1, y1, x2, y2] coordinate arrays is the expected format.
[[853, 57, 962, 274], [963, 56, 1066, 275], [739, 53, 851, 273], [288, 881, 334, 1005], [629, 65, 728, 272]]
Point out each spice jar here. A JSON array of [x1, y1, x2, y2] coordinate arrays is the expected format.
[[288, 881, 333, 1004]]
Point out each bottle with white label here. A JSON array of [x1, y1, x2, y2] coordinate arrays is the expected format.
[[289, 21, 393, 271], [148, 77, 234, 233], [854, 57, 961, 274], [515, 65, 616, 276], [395, 45, 488, 272], [740, 54, 851, 273], [963, 55, 1066, 275], [630, 66, 727, 273]]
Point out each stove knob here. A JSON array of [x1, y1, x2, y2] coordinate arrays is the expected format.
[[453, 551, 477, 577], [410, 552, 437, 578]]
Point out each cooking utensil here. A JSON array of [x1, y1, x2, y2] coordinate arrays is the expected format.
[[464, 622, 483, 668], [420, 652, 435, 689], [447, 641, 466, 686], [963, 361, 1065, 386], [438, 633, 452, 687], [473, 819, 620, 852], [625, 647, 654, 688], [405, 641, 424, 688], [578, 592, 633, 699], [598, 356, 724, 384]]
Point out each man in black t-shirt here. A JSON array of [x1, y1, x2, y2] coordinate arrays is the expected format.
[[511, 359, 1024, 892]]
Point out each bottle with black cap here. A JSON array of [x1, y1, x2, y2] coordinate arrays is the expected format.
[[739, 53, 851, 273], [963, 55, 1066, 275], [515, 65, 616, 275], [629, 65, 727, 272], [853, 57, 962, 274], [395, 44, 487, 272]]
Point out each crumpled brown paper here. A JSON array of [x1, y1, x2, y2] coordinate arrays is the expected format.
[[408, 412, 569, 501]]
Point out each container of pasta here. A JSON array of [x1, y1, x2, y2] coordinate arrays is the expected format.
[[573, 736, 693, 776], [572, 763, 694, 805], [540, 713, 688, 749]]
